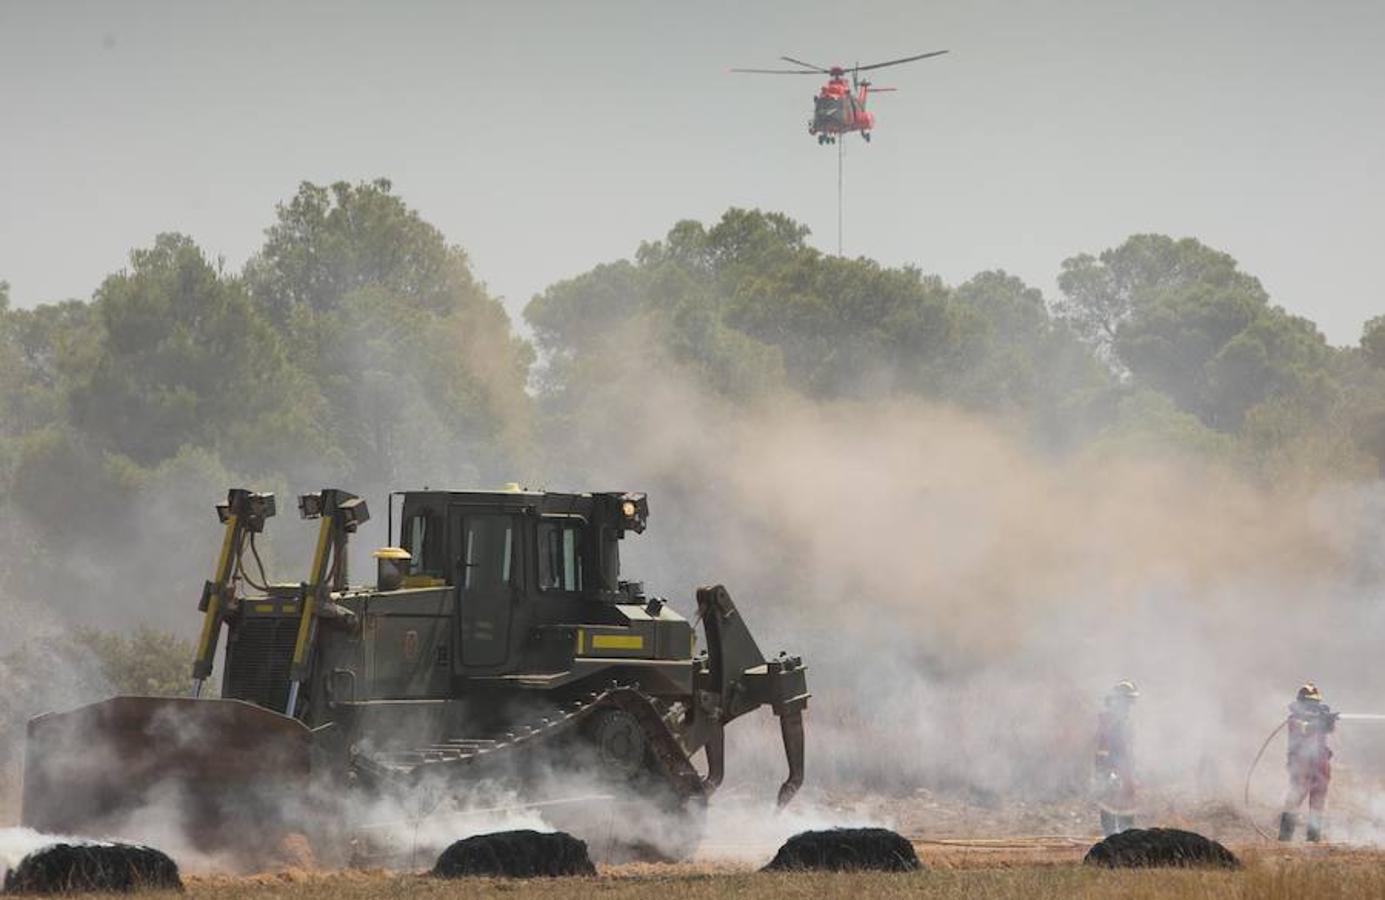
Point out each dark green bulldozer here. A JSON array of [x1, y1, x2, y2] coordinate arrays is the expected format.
[[22, 487, 808, 862]]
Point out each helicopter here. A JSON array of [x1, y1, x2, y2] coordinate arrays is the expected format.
[[731, 51, 948, 144]]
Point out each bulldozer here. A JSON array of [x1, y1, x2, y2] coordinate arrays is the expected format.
[[21, 486, 808, 863]]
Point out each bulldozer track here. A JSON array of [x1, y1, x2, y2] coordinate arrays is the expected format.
[[352, 685, 707, 803], [344, 686, 707, 868]]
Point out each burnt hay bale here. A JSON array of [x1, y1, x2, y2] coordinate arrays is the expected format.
[[763, 828, 921, 873], [3, 842, 183, 894], [1083, 828, 1240, 870], [432, 830, 596, 879]]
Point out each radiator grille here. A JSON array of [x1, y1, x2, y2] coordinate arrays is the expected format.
[[224, 616, 298, 712]]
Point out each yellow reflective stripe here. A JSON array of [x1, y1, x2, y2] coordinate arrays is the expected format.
[[576, 628, 585, 654], [253, 603, 275, 613], [591, 634, 644, 651]]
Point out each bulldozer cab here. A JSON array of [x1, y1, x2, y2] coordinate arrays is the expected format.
[[380, 488, 652, 679], [393, 488, 646, 595]]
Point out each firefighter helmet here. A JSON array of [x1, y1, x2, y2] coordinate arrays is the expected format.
[[1297, 682, 1322, 702], [1112, 680, 1140, 699]]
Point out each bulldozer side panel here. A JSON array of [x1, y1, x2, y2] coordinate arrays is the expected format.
[[565, 604, 694, 661], [467, 658, 695, 698], [361, 587, 455, 699], [611, 602, 695, 661]]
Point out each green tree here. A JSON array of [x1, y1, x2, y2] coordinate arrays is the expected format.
[[79, 625, 194, 695], [247, 179, 485, 323], [1058, 235, 1330, 431], [1116, 280, 1329, 430], [529, 209, 979, 402], [529, 210, 1110, 429], [1087, 389, 1234, 462], [68, 233, 327, 473], [1056, 234, 1268, 367], [1237, 370, 1374, 483], [0, 299, 103, 440], [8, 425, 144, 539], [1361, 315, 1385, 369], [950, 270, 1111, 425], [246, 180, 533, 485]]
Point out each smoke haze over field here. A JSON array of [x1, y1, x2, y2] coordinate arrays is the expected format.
[[550, 370, 1385, 805], [7, 242, 1385, 845]]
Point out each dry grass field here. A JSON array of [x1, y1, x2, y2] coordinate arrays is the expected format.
[[9, 788, 1385, 898], [85, 844, 1376, 900]]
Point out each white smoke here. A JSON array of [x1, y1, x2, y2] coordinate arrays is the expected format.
[[0, 827, 94, 884]]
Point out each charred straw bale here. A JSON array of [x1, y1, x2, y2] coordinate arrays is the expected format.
[[763, 828, 921, 873], [432, 830, 596, 879], [1083, 828, 1241, 869], [3, 842, 183, 894]]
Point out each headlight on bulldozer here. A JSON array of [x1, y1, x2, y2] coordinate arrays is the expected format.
[[216, 490, 276, 530], [616, 492, 648, 533], [299, 489, 369, 530], [298, 492, 323, 519]]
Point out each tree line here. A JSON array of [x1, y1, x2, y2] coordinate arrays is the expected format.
[[3, 178, 1385, 626]]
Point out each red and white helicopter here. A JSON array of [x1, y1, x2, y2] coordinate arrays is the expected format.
[[732, 50, 948, 144]]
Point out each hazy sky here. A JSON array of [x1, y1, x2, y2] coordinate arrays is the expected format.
[[2, 1, 1382, 343]]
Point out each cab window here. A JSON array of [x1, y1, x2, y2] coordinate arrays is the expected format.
[[401, 511, 444, 577], [461, 514, 515, 590], [537, 520, 584, 591]]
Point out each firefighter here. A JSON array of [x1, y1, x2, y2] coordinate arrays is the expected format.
[[1279, 682, 1338, 842], [1094, 679, 1139, 836]]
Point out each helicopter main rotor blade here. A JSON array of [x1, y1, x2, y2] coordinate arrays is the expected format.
[[779, 55, 832, 73], [729, 66, 823, 75], [854, 50, 949, 73]]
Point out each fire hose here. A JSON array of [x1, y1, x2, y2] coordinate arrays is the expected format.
[[1242, 713, 1385, 841]]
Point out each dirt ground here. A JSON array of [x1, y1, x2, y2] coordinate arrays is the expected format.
[[816, 786, 1271, 843]]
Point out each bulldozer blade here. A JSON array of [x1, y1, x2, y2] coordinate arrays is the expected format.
[[22, 696, 314, 850]]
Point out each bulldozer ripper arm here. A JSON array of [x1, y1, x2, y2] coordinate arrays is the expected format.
[[702, 722, 725, 795], [777, 707, 805, 808], [693, 584, 809, 806]]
